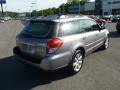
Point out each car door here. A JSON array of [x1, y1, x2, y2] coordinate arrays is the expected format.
[[84, 19, 106, 50], [78, 19, 99, 54], [95, 26, 106, 48]]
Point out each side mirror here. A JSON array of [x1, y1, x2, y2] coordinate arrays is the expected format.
[[99, 26, 105, 31], [101, 25, 105, 29]]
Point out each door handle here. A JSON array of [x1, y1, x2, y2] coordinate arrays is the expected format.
[[83, 37, 86, 40]]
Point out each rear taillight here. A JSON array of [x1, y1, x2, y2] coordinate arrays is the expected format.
[[46, 38, 63, 54]]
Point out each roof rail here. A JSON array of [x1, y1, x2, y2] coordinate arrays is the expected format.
[[59, 14, 85, 19], [36, 14, 88, 20]]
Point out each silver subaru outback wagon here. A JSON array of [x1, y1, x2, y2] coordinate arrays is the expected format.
[[13, 15, 109, 74]]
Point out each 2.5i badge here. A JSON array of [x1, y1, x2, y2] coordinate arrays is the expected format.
[[27, 45, 35, 54]]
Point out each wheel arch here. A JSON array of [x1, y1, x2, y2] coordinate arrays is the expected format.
[[71, 45, 86, 58], [76, 47, 86, 58]]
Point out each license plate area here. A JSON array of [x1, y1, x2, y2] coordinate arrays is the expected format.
[[20, 43, 35, 54], [26, 45, 35, 54]]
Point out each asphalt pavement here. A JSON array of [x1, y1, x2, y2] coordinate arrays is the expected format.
[[0, 21, 120, 90]]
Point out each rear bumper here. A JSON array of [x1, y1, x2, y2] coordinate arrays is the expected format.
[[13, 47, 71, 70]]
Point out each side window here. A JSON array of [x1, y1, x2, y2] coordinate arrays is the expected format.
[[84, 20, 100, 32], [79, 20, 87, 33], [60, 21, 79, 36]]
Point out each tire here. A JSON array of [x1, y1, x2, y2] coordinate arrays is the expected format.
[[117, 29, 120, 33], [68, 50, 84, 74], [101, 36, 109, 50]]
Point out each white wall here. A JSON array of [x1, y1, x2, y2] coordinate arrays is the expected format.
[[102, 0, 120, 15], [68, 0, 120, 15]]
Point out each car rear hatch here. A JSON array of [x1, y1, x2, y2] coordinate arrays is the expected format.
[[15, 20, 57, 59]]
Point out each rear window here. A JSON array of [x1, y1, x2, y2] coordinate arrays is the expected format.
[[21, 20, 55, 38]]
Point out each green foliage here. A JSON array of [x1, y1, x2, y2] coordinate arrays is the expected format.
[[0, 0, 89, 18], [3, 12, 18, 18], [0, 12, 16, 17], [30, 0, 90, 17]]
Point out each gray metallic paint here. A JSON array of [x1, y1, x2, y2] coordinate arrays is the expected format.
[[14, 17, 109, 70]]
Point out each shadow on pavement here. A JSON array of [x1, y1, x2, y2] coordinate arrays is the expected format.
[[109, 31, 120, 38], [0, 56, 73, 90]]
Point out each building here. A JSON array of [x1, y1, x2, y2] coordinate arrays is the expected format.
[[95, 0, 102, 15], [68, 0, 120, 15], [102, 0, 120, 15]]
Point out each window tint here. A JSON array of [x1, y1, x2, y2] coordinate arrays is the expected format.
[[21, 21, 55, 38], [60, 21, 79, 36], [79, 20, 87, 33], [79, 19, 100, 33], [83, 19, 100, 32]]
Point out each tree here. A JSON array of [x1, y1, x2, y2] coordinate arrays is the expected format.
[[71, 0, 89, 5], [80, 0, 90, 4], [5, 12, 18, 18], [30, 0, 90, 17]]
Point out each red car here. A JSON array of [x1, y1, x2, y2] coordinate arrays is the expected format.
[[90, 16, 106, 26]]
